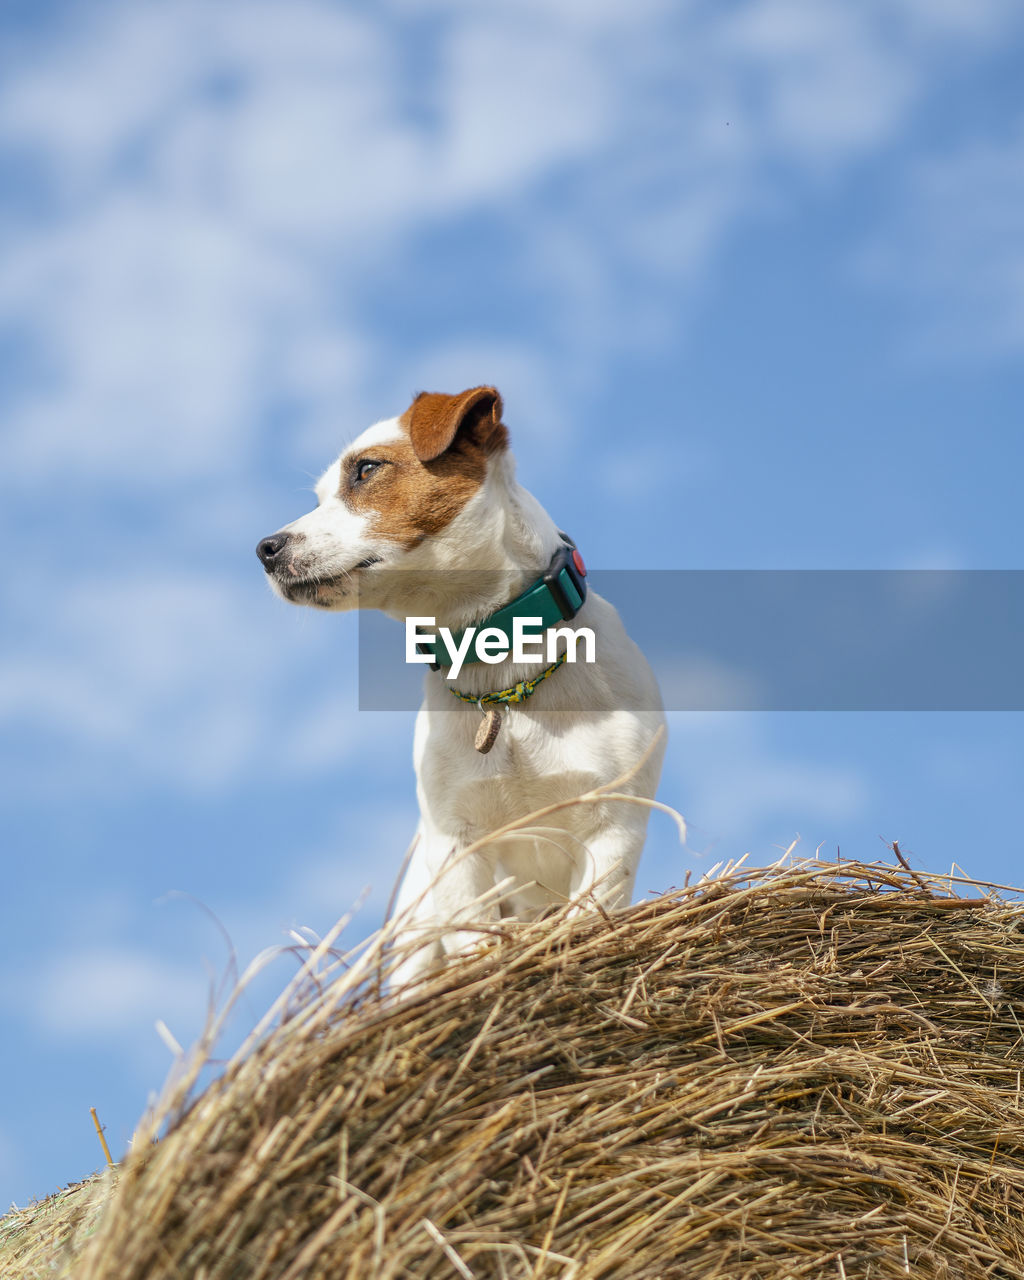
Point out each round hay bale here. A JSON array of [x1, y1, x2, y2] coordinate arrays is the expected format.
[[77, 862, 1024, 1279]]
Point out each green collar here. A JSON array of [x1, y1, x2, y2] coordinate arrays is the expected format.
[[417, 539, 588, 669]]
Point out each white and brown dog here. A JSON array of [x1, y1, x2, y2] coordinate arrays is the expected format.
[[258, 387, 665, 985]]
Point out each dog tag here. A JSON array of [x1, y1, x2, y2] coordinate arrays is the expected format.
[[475, 707, 502, 754]]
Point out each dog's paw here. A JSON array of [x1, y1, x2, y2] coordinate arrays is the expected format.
[[443, 927, 500, 962]]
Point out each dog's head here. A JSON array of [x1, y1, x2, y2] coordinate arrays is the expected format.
[[257, 386, 509, 611]]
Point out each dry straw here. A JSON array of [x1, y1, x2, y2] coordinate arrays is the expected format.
[[48, 852, 1023, 1280]]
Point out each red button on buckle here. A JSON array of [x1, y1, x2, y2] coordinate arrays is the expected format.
[[572, 548, 586, 577]]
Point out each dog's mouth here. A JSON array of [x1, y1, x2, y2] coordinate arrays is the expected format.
[[276, 556, 384, 607]]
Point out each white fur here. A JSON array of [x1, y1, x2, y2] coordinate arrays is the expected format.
[[261, 411, 667, 988], [272, 420, 408, 589]]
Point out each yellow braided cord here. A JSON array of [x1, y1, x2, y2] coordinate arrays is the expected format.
[[448, 650, 568, 706]]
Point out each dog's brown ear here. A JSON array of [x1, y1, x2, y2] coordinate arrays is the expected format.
[[407, 386, 507, 463]]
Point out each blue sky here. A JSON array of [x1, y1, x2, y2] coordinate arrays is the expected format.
[[2, 0, 1024, 1210]]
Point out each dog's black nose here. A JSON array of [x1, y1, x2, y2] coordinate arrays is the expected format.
[[256, 532, 290, 568]]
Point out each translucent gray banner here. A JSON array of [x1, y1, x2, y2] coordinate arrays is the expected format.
[[355, 570, 1024, 711]]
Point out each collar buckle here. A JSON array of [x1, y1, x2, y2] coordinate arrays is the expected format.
[[541, 540, 588, 622]]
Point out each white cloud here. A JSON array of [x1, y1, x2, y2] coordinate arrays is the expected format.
[[661, 712, 869, 850], [0, 566, 382, 790], [861, 120, 1024, 357], [1, 199, 313, 481], [285, 698, 411, 774], [0, 0, 1020, 808], [2, 0, 1017, 502], [398, 0, 672, 25], [19, 947, 207, 1040], [714, 2, 918, 161], [0, 5, 194, 189], [437, 16, 609, 204], [0, 1, 625, 491], [890, 0, 1020, 40], [293, 802, 418, 917]]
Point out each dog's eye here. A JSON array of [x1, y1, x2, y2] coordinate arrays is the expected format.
[[354, 460, 381, 484]]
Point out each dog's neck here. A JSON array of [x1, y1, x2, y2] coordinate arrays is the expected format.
[[375, 457, 567, 635]]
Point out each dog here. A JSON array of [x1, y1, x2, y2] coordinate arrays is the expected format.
[[257, 386, 666, 986]]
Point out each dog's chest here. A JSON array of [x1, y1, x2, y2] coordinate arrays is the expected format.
[[414, 708, 606, 840]]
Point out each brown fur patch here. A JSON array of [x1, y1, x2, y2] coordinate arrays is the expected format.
[[406, 387, 509, 462], [336, 430, 475, 549], [337, 388, 510, 550]]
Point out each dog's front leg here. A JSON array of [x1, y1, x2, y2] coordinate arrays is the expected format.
[[387, 837, 498, 988], [566, 821, 647, 918], [425, 837, 502, 960], [388, 827, 447, 991]]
